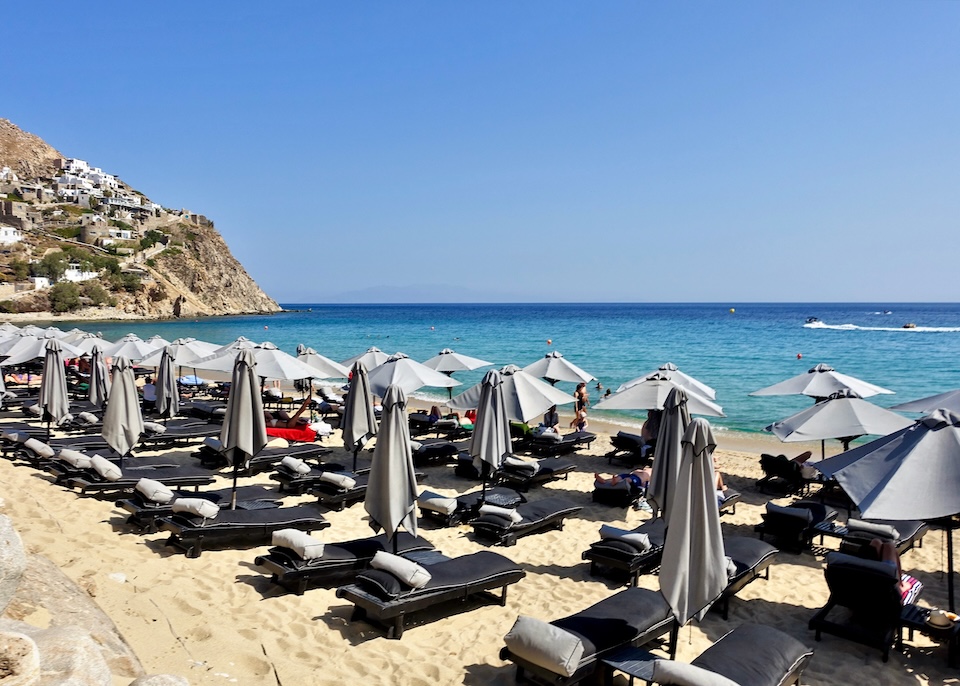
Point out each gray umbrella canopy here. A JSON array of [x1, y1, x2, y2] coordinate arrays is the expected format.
[[71, 333, 107, 356], [448, 365, 574, 423], [467, 370, 514, 477], [219, 349, 268, 508], [659, 418, 726, 624], [88, 344, 111, 409], [38, 339, 71, 428], [342, 362, 379, 464], [101, 357, 144, 457], [647, 387, 693, 524], [145, 335, 171, 348], [817, 409, 960, 610], [2, 333, 85, 366], [341, 346, 390, 370], [618, 362, 717, 401], [101, 334, 161, 362], [194, 341, 318, 382], [596, 372, 724, 417], [367, 352, 461, 397], [522, 351, 596, 385], [364, 384, 418, 544], [891, 389, 960, 414], [422, 348, 493, 374], [139, 337, 218, 367], [765, 390, 911, 455], [750, 363, 894, 399], [296, 346, 350, 379], [154, 346, 179, 419]]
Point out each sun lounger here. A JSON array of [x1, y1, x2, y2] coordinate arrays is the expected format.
[[417, 487, 526, 527], [497, 456, 576, 492], [311, 471, 370, 511], [604, 430, 653, 467], [528, 430, 597, 457], [265, 425, 319, 442], [336, 550, 525, 639], [718, 488, 741, 516], [159, 502, 330, 558], [755, 500, 838, 553], [713, 536, 779, 620], [837, 518, 930, 558], [270, 460, 363, 496], [65, 462, 216, 496], [470, 496, 582, 547], [116, 484, 283, 533], [410, 438, 458, 467], [591, 476, 644, 508], [194, 437, 335, 475], [255, 531, 436, 594], [756, 453, 817, 496], [182, 400, 227, 421], [499, 586, 677, 685], [605, 623, 813, 686], [582, 518, 668, 587]]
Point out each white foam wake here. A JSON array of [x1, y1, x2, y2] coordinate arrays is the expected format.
[[803, 321, 960, 333]]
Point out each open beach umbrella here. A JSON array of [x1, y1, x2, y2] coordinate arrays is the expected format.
[[60, 328, 88, 343], [522, 351, 596, 385], [765, 389, 912, 458], [750, 363, 894, 400], [0, 322, 19, 335], [154, 346, 179, 421], [194, 341, 318, 385], [71, 332, 107, 356], [341, 346, 389, 370], [595, 372, 725, 417], [364, 384, 418, 553], [209, 336, 258, 356], [219, 349, 268, 510], [659, 418, 726, 624], [891, 389, 960, 414], [138, 337, 218, 371], [647, 387, 693, 524], [619, 363, 717, 401], [88, 344, 110, 409], [101, 357, 144, 466], [422, 348, 493, 399], [296, 345, 350, 379], [342, 361, 378, 471], [366, 352, 461, 397], [448, 364, 574, 424], [102, 334, 161, 362], [0, 330, 32, 356], [1, 333, 84, 366], [145, 335, 171, 348], [466, 369, 514, 501], [816, 409, 960, 610], [37, 339, 70, 441]]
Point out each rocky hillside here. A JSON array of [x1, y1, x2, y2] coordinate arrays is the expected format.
[[0, 119, 280, 320]]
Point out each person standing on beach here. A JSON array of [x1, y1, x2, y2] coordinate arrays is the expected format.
[[569, 383, 589, 429]]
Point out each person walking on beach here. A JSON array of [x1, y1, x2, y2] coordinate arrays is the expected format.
[[570, 382, 589, 429]]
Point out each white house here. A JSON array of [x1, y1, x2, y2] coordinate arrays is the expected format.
[[0, 224, 23, 245], [62, 262, 99, 283], [0, 166, 17, 182], [30, 277, 50, 290]]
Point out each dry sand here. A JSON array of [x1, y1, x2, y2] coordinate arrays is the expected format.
[[1, 415, 957, 686]]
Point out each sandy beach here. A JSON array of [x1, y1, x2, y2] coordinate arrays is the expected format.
[[1, 409, 956, 686]]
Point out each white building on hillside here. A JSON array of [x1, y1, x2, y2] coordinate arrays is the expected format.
[[0, 224, 23, 245], [0, 167, 17, 182], [62, 262, 99, 283]]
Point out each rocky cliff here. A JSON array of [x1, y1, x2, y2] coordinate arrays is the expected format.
[[0, 118, 63, 180]]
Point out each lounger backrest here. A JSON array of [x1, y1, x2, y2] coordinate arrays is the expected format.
[[823, 552, 901, 622]]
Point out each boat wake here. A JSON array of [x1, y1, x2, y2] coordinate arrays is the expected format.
[[804, 321, 960, 333]]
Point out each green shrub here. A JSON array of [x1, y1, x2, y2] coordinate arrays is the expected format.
[[48, 282, 81, 312], [80, 281, 114, 306], [140, 229, 164, 250]]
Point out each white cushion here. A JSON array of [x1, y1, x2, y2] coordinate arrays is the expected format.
[[479, 503, 523, 523], [171, 498, 219, 519], [77, 411, 99, 425], [89, 454, 122, 481], [202, 436, 223, 452], [319, 472, 357, 490], [503, 616, 585, 678], [280, 456, 311, 475], [653, 660, 739, 686], [309, 421, 332, 436], [417, 490, 458, 515], [3, 430, 31, 443], [272, 528, 324, 560], [23, 438, 54, 458], [370, 551, 431, 589], [57, 449, 91, 468], [599, 524, 652, 552], [409, 440, 424, 452], [143, 421, 166, 435], [503, 456, 539, 474], [847, 519, 900, 541], [266, 388, 283, 398], [135, 478, 175, 504], [56, 413, 74, 426], [25, 404, 41, 416]]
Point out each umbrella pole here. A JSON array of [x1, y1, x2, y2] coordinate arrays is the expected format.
[[353, 447, 360, 473], [231, 448, 240, 510], [393, 529, 399, 555], [821, 440, 825, 460], [950, 526, 956, 613]]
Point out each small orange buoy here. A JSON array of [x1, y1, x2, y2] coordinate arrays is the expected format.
[[546, 339, 552, 346]]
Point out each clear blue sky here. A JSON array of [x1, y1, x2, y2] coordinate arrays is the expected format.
[[5, 3, 959, 303]]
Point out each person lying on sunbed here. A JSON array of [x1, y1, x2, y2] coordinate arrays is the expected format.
[[264, 398, 312, 428], [594, 467, 652, 490]]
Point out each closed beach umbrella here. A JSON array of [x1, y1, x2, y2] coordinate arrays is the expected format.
[[647, 387, 693, 524], [367, 352, 461, 397], [750, 363, 893, 400], [449, 364, 574, 424], [88, 344, 110, 409], [765, 390, 912, 458], [817, 409, 960, 610], [364, 384, 418, 552], [155, 346, 179, 420], [422, 348, 492, 374], [891, 389, 960, 414], [101, 357, 144, 464], [466, 369, 514, 500], [341, 346, 389, 370], [296, 345, 350, 379], [522, 351, 596, 385], [102, 334, 161, 362], [38, 339, 70, 440], [619, 362, 717, 401], [659, 418, 726, 624], [342, 361, 378, 471], [219, 349, 268, 509], [596, 372, 725, 417]]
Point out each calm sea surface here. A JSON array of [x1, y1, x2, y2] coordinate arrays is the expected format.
[[51, 302, 960, 435]]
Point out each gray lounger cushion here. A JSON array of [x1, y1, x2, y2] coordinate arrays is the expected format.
[[504, 616, 585, 677]]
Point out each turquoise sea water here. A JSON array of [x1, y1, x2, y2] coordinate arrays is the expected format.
[[54, 302, 960, 435]]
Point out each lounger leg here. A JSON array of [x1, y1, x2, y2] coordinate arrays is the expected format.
[[668, 622, 679, 659], [499, 584, 509, 607], [390, 615, 404, 640]]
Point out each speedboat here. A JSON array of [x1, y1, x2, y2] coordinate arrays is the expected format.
[[805, 317, 820, 324], [903, 323, 917, 329]]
